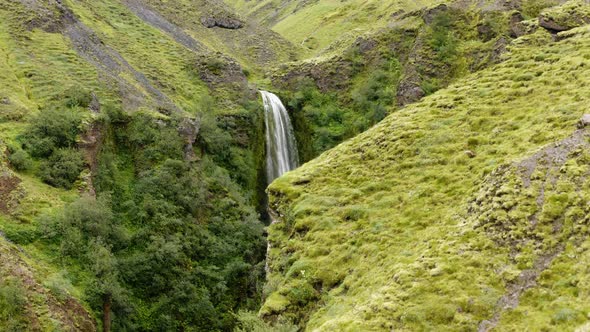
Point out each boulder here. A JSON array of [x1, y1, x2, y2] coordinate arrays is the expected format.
[[465, 150, 477, 158], [201, 16, 244, 29], [539, 1, 590, 33], [509, 12, 526, 38], [578, 114, 590, 128]]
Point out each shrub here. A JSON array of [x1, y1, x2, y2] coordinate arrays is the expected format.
[[22, 108, 82, 158], [62, 86, 93, 109], [234, 311, 297, 332], [7, 148, 32, 171], [428, 11, 458, 63], [44, 271, 75, 303], [39, 148, 85, 189], [0, 277, 27, 330]]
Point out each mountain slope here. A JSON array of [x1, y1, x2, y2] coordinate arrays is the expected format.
[[0, 0, 285, 329], [224, 0, 447, 54], [265, 20, 590, 331]]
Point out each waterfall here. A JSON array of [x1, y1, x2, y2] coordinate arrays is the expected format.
[[260, 91, 299, 183]]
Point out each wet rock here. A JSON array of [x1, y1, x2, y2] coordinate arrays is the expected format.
[[355, 37, 377, 54], [397, 67, 425, 107], [0, 97, 10, 105], [201, 16, 244, 29], [539, 16, 570, 32], [397, 83, 424, 106], [274, 58, 353, 92], [0, 169, 23, 213], [491, 37, 509, 63]]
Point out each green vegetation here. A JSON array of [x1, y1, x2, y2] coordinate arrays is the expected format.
[[266, 21, 590, 331], [0, 277, 27, 331], [2, 0, 590, 331], [521, 0, 562, 18], [284, 66, 398, 158], [276, 4, 518, 160], [0, 0, 270, 329], [225, 0, 444, 55]]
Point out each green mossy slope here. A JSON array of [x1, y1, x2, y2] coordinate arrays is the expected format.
[[225, 0, 446, 55], [266, 24, 590, 331]]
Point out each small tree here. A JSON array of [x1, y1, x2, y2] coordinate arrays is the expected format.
[[39, 149, 85, 189], [22, 108, 82, 158]]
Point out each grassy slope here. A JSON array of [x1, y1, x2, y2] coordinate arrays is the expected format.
[[0, 0, 280, 327], [225, 0, 445, 55], [133, 0, 299, 70], [265, 24, 590, 331]]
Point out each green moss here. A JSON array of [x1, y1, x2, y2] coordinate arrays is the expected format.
[[265, 22, 590, 331]]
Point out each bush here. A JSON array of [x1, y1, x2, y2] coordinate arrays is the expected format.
[[0, 277, 27, 330], [234, 311, 298, 332], [39, 148, 85, 189], [62, 86, 93, 109], [22, 108, 82, 158], [44, 271, 75, 303], [126, 113, 185, 169], [7, 148, 32, 171], [427, 11, 458, 63]]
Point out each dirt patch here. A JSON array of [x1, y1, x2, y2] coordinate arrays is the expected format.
[[478, 246, 564, 332], [472, 128, 590, 331], [0, 170, 23, 214], [517, 129, 589, 187]]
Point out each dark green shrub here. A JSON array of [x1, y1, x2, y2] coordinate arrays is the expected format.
[[427, 11, 459, 63], [22, 108, 82, 158], [39, 148, 85, 189], [62, 86, 93, 109], [421, 79, 441, 96], [126, 113, 184, 169], [7, 148, 32, 171], [1, 222, 40, 245]]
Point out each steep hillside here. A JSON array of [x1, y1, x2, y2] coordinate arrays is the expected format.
[[265, 8, 590, 331], [3, 0, 590, 331], [224, 0, 446, 55], [0, 0, 283, 330], [266, 0, 565, 161]]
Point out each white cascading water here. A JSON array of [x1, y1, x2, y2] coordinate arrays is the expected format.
[[260, 91, 299, 183]]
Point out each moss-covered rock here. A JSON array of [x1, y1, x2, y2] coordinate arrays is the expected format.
[[540, 0, 590, 32]]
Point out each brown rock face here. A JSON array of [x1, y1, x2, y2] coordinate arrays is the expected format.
[[201, 16, 244, 29], [509, 12, 526, 38], [0, 170, 22, 213]]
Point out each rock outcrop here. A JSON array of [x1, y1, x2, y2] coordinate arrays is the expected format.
[[201, 16, 244, 29]]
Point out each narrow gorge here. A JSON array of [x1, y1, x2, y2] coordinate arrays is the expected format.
[[2, 0, 590, 331]]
